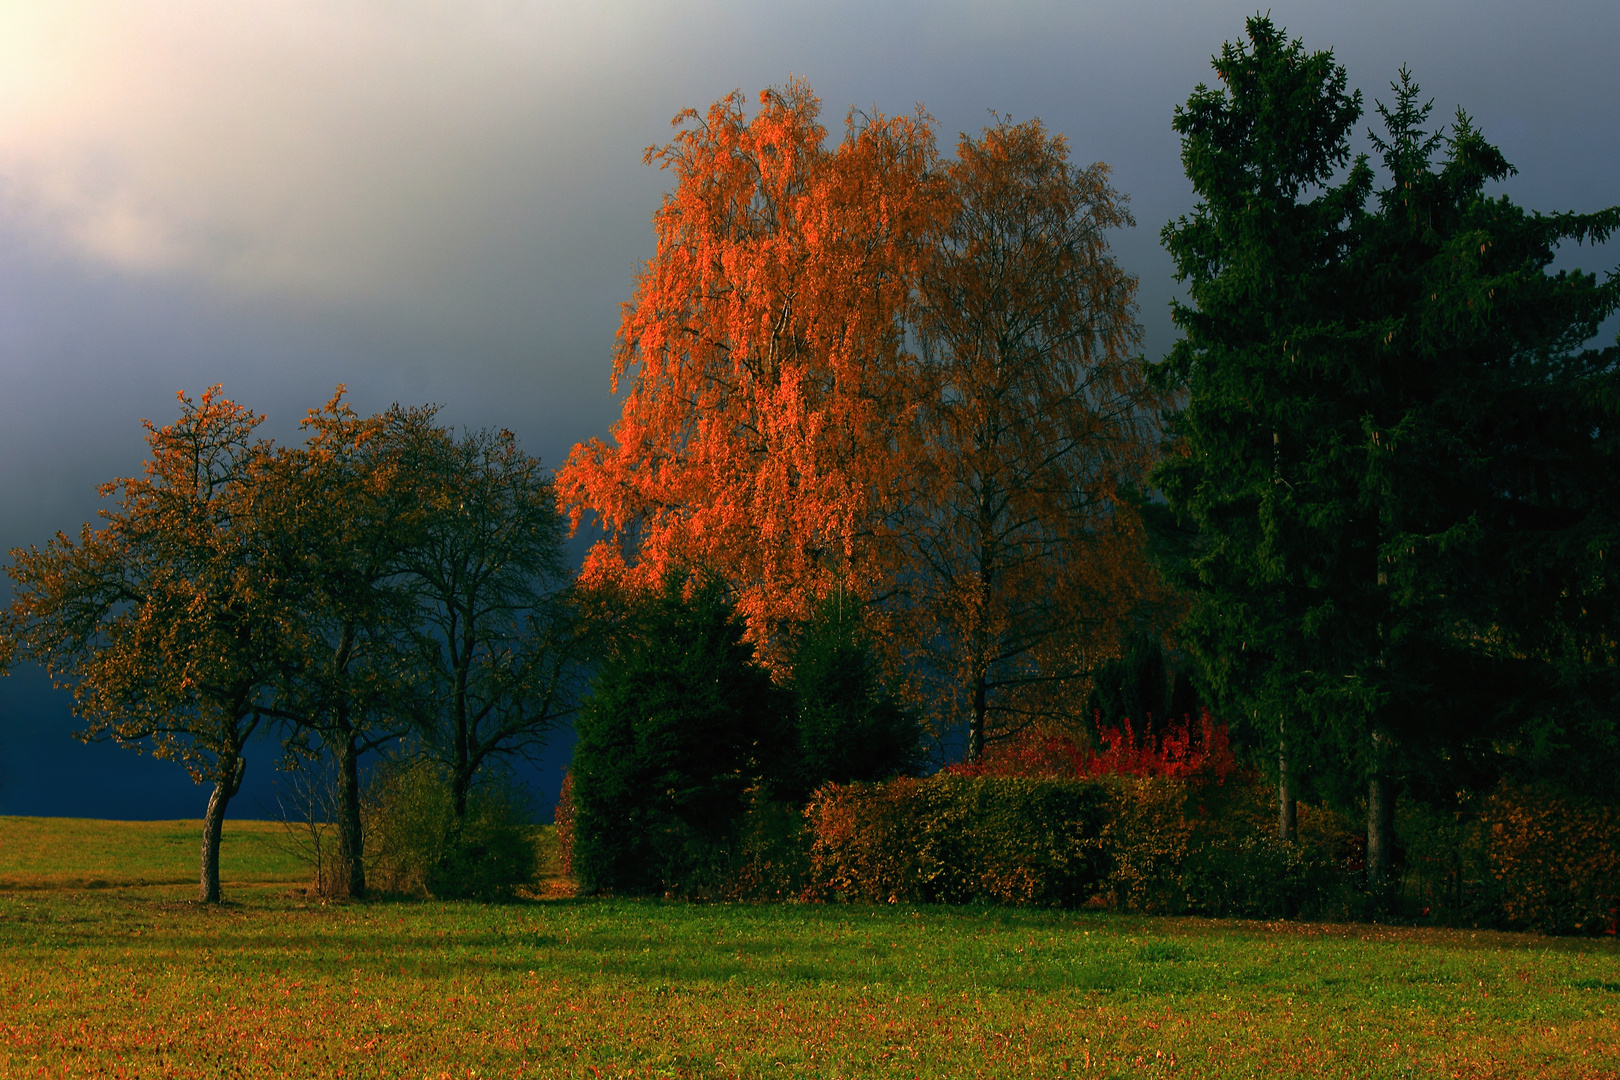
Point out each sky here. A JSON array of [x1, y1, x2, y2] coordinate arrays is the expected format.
[[0, 0, 1615, 821]]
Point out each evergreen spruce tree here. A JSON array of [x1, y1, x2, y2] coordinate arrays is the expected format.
[[570, 572, 792, 895], [1153, 15, 1373, 851], [1157, 17, 1620, 900], [1349, 72, 1620, 816], [787, 592, 921, 797]]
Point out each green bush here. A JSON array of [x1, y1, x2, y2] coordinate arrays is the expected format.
[[570, 572, 794, 896], [365, 757, 538, 901]]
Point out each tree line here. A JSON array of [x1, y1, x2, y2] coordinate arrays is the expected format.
[[4, 15, 1617, 905], [3, 390, 587, 901]]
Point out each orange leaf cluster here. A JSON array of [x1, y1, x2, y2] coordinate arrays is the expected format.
[[558, 80, 944, 640], [561, 80, 1167, 746]]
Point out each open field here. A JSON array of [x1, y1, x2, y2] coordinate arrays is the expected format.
[[0, 821, 1617, 1078], [0, 817, 308, 891]]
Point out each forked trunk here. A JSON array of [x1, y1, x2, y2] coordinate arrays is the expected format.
[[199, 756, 246, 903]]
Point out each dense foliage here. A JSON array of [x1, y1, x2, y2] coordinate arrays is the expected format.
[[569, 573, 792, 895], [557, 84, 1162, 756], [1152, 17, 1620, 896], [5, 21, 1618, 926], [785, 593, 921, 798]]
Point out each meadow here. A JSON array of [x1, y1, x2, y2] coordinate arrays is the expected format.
[[1, 818, 1616, 1079]]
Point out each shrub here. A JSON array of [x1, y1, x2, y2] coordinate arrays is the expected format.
[[804, 776, 1110, 906], [1482, 782, 1620, 935], [947, 710, 1237, 782], [802, 765, 1360, 916], [570, 572, 794, 896], [1095, 776, 1202, 912], [704, 791, 812, 902], [365, 757, 539, 901]]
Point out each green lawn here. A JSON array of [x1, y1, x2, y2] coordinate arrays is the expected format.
[[0, 816, 308, 889], [0, 820, 1616, 1078]]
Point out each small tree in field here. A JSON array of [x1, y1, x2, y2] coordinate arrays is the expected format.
[[4, 389, 286, 902], [259, 393, 440, 900], [405, 426, 587, 822], [570, 572, 793, 895]]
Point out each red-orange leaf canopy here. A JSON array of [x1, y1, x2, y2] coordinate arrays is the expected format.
[[557, 81, 944, 644]]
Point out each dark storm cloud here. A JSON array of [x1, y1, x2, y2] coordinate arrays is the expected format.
[[0, 0, 1614, 817]]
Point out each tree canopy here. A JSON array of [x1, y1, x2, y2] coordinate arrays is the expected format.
[[1152, 16, 1620, 890], [557, 81, 941, 643], [559, 82, 1160, 758]]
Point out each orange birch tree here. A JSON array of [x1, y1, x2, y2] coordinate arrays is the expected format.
[[901, 119, 1164, 761], [557, 81, 944, 645]]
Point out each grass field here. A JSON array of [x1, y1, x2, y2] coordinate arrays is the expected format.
[[1, 819, 1617, 1078], [0, 816, 308, 890]]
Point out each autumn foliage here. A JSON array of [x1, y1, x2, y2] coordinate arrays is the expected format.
[[558, 81, 942, 642], [559, 81, 1163, 752], [5, 388, 282, 902], [944, 710, 1236, 782]]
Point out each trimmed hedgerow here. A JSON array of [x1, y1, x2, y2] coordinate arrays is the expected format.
[[803, 776, 1110, 906], [800, 772, 1360, 917]]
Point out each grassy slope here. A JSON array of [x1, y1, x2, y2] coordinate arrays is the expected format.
[[0, 816, 308, 889], [0, 821, 1616, 1078]]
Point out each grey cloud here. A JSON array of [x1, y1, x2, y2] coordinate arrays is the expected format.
[[0, 0, 1614, 816]]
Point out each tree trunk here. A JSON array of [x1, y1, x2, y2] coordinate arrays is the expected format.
[[968, 675, 988, 763], [1277, 717, 1297, 843], [451, 765, 471, 820], [337, 735, 366, 900], [199, 755, 245, 903], [1366, 728, 1394, 902]]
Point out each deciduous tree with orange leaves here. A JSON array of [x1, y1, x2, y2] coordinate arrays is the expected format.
[[900, 118, 1164, 761], [4, 389, 288, 902], [557, 80, 943, 647], [561, 82, 1163, 760]]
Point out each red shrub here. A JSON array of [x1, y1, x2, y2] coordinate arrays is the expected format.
[[948, 709, 1236, 783]]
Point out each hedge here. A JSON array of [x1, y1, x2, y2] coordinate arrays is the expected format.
[[560, 758, 1618, 933], [803, 776, 1110, 906]]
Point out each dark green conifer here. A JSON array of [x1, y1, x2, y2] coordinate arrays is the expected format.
[[1156, 17, 1620, 898], [570, 572, 791, 895]]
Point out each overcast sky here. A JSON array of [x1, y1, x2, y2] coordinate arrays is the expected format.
[[1, 0, 1615, 819]]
